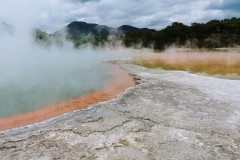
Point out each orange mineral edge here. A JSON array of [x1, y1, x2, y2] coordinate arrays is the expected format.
[[0, 64, 135, 131]]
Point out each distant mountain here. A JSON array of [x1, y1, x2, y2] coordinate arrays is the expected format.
[[118, 25, 149, 33], [54, 21, 149, 38]]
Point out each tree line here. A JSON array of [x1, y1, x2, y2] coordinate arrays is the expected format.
[[122, 17, 240, 50], [35, 17, 240, 50]]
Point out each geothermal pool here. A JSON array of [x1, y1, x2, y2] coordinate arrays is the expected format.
[[0, 63, 135, 131], [0, 46, 133, 119], [0, 61, 112, 118], [0, 27, 136, 130]]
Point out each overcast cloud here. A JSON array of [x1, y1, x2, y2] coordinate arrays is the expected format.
[[0, 0, 239, 33]]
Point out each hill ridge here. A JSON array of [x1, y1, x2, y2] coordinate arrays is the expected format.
[[54, 21, 149, 37]]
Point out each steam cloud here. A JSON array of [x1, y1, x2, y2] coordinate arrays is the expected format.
[[0, 1, 134, 118], [0, 27, 109, 118]]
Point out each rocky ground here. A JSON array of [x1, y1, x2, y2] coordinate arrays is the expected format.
[[1, 60, 240, 160]]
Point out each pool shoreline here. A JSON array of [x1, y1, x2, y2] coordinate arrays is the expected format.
[[0, 64, 135, 131]]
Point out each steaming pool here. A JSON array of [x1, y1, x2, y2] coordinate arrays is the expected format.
[[0, 51, 113, 119]]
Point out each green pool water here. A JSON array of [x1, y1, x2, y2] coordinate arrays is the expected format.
[[0, 52, 112, 118]]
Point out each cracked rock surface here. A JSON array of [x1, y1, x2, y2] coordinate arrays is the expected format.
[[1, 61, 240, 160]]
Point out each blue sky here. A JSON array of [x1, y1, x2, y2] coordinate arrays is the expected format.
[[0, 0, 239, 33]]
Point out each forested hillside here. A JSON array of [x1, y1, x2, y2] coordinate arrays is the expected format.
[[123, 17, 240, 50], [34, 17, 240, 49]]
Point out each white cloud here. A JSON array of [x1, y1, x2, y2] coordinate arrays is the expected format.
[[0, 0, 239, 33]]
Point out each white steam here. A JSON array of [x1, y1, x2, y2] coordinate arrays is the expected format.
[[0, 1, 135, 118]]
